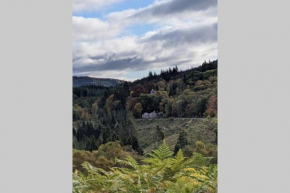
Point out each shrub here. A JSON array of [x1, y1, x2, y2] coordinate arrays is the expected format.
[[73, 141, 129, 172], [73, 149, 97, 173], [194, 141, 217, 164]]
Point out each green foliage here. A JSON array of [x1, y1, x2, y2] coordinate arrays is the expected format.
[[72, 60, 217, 165], [134, 117, 217, 154], [156, 125, 165, 147], [194, 141, 217, 164], [131, 136, 144, 155], [73, 142, 129, 172], [72, 61, 218, 192], [73, 141, 217, 193], [205, 95, 217, 118], [133, 102, 143, 118], [174, 130, 188, 155], [147, 140, 173, 161], [73, 149, 97, 173]]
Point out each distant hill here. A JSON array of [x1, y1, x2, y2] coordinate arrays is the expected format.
[[73, 60, 218, 154], [73, 76, 125, 87]]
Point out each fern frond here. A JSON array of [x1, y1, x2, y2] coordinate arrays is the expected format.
[[149, 140, 173, 160], [191, 153, 212, 168], [175, 149, 184, 163], [115, 156, 139, 170]]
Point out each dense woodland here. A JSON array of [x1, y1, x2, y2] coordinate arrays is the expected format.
[[73, 60, 218, 192], [73, 60, 217, 153]]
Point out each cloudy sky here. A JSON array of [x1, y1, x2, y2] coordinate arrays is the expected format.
[[73, 0, 217, 81]]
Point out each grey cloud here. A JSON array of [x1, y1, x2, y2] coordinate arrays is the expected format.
[[74, 57, 138, 73], [73, 0, 218, 77], [73, 55, 192, 74], [73, 22, 217, 75], [131, 0, 217, 19], [140, 23, 217, 47]]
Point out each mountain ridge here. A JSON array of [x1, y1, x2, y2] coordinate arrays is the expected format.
[[73, 76, 125, 87]]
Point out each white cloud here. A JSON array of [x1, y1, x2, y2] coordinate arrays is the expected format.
[[106, 0, 217, 27], [73, 16, 121, 41], [73, 0, 218, 78], [73, 22, 217, 75], [73, 0, 124, 13]]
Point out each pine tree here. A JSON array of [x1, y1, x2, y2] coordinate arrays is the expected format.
[[131, 136, 144, 155], [174, 130, 188, 155], [182, 74, 187, 84], [156, 125, 165, 147], [148, 71, 153, 80]]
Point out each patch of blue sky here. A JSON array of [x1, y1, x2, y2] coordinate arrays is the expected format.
[[121, 23, 157, 37], [126, 68, 163, 81], [104, 0, 155, 14], [73, 11, 104, 19], [126, 70, 150, 81], [73, 0, 155, 19]]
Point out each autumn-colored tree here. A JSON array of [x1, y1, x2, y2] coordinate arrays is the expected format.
[[194, 141, 217, 164], [143, 82, 156, 92], [133, 102, 143, 118], [125, 97, 137, 111], [157, 90, 169, 98], [73, 104, 83, 121], [91, 99, 99, 117], [171, 100, 178, 117], [81, 110, 89, 121], [157, 80, 166, 91], [176, 78, 185, 92], [112, 100, 122, 111], [105, 94, 114, 113], [132, 84, 147, 97], [73, 149, 97, 173], [205, 95, 217, 117]]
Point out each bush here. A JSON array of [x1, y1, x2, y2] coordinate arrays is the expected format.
[[194, 141, 217, 164], [73, 141, 129, 172], [182, 145, 194, 157], [73, 149, 97, 173]]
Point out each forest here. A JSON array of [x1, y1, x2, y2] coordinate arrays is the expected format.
[[73, 60, 218, 192]]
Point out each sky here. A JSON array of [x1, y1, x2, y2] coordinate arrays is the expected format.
[[73, 0, 217, 81]]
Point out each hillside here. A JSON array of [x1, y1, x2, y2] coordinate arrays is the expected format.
[[73, 76, 125, 87], [73, 60, 218, 155], [135, 118, 217, 153]]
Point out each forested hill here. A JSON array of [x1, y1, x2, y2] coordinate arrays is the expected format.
[[73, 60, 217, 154], [133, 59, 217, 86], [73, 76, 125, 87]]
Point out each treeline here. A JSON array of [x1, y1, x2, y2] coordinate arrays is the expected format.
[[133, 59, 217, 85], [128, 60, 217, 118], [73, 60, 217, 153]]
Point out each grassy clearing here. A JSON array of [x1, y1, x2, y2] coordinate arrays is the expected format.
[[135, 118, 217, 153]]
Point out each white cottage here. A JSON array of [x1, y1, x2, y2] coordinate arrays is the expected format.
[[150, 89, 156, 95], [142, 110, 157, 119]]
